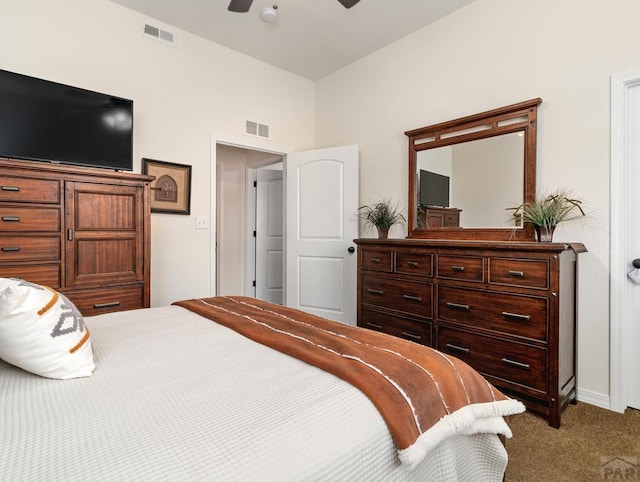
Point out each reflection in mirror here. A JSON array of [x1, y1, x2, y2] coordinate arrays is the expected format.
[[416, 132, 524, 229], [406, 98, 541, 241]]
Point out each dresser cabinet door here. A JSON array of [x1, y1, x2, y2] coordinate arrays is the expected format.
[[65, 182, 144, 289]]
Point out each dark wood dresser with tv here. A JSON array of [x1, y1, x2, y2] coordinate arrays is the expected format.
[[0, 158, 153, 315], [355, 238, 585, 429], [419, 206, 461, 227]]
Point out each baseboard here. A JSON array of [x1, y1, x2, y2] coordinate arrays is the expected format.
[[576, 387, 611, 410]]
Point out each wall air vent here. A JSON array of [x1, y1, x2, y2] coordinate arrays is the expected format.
[[143, 23, 175, 45], [245, 120, 270, 139]]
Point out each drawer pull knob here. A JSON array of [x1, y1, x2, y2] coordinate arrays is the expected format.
[[446, 302, 470, 311], [1, 186, 19, 192], [2, 216, 20, 222], [1, 246, 20, 252], [445, 343, 470, 354], [403, 294, 423, 302], [365, 322, 384, 330], [502, 311, 531, 321], [370, 257, 381, 263], [406, 261, 419, 267], [367, 288, 385, 295], [452, 265, 466, 272], [402, 332, 422, 342], [508, 270, 525, 277], [502, 358, 531, 370], [93, 301, 121, 309]]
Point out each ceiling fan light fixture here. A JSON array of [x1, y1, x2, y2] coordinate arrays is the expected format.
[[261, 5, 278, 23]]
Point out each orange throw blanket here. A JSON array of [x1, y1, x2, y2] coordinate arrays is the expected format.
[[174, 296, 524, 468]]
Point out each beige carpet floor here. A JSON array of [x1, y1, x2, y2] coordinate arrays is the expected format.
[[505, 402, 640, 481]]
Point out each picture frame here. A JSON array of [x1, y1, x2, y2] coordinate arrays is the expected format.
[[142, 158, 192, 215]]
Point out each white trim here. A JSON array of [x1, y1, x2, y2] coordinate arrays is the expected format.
[[576, 387, 610, 411], [609, 68, 640, 413], [210, 133, 290, 298]]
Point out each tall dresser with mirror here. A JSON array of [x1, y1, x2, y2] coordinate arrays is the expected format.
[[355, 99, 586, 428]]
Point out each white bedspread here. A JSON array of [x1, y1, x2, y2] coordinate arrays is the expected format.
[[0, 305, 509, 481]]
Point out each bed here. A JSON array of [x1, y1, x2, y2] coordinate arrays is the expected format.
[[0, 279, 524, 481]]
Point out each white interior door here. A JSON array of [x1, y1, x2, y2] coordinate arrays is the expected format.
[[626, 81, 640, 410], [611, 69, 640, 412], [285, 145, 359, 325], [256, 168, 283, 304]]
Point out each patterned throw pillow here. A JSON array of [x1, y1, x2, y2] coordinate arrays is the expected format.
[[0, 278, 95, 379]]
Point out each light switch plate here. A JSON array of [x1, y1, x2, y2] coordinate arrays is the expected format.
[[195, 216, 208, 229]]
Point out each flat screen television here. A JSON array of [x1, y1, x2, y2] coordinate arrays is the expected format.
[[0, 69, 133, 171], [419, 169, 450, 207]]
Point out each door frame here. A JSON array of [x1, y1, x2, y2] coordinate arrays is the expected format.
[[210, 132, 290, 297], [609, 68, 640, 412]]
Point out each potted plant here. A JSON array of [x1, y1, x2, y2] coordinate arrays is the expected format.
[[508, 188, 586, 242], [358, 198, 406, 239]]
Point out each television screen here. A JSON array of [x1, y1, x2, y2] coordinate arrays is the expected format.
[[419, 169, 450, 207], [0, 69, 133, 171]]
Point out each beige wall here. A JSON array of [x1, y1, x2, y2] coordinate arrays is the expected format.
[[316, 0, 640, 405], [1, 0, 315, 306]]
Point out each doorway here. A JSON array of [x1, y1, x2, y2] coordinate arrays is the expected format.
[[215, 141, 284, 301], [610, 68, 640, 412]]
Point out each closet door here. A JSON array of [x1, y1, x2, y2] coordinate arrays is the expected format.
[[64, 181, 144, 289]]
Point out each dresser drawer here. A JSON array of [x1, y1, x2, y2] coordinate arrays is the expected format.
[[438, 285, 548, 341], [362, 274, 432, 318], [0, 176, 60, 204], [395, 251, 433, 277], [0, 207, 60, 232], [360, 308, 431, 346], [437, 255, 484, 282], [438, 326, 547, 392], [0, 264, 61, 288], [489, 258, 549, 289], [0, 235, 60, 261], [361, 249, 392, 272], [65, 285, 144, 316]]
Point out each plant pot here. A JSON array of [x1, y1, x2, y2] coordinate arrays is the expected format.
[[535, 225, 556, 242], [376, 226, 389, 239]]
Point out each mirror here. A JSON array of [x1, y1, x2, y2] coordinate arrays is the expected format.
[[406, 98, 541, 241]]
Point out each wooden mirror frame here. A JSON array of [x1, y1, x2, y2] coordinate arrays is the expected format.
[[405, 98, 542, 241]]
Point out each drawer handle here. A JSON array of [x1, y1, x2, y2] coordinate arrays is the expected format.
[[406, 261, 419, 267], [446, 302, 470, 311], [402, 294, 423, 302], [502, 311, 531, 321], [367, 288, 385, 295], [1, 186, 20, 192], [2, 216, 20, 222], [370, 257, 381, 263], [508, 270, 525, 277], [402, 332, 422, 342], [1, 246, 20, 252], [445, 343, 470, 354], [365, 322, 384, 330], [93, 301, 121, 310], [502, 358, 531, 370], [451, 265, 466, 272]]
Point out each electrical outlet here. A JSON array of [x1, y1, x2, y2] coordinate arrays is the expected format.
[[195, 216, 208, 229]]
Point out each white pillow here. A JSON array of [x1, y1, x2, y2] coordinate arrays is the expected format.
[[0, 278, 95, 379]]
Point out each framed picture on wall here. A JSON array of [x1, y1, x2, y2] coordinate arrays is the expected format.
[[142, 158, 192, 215]]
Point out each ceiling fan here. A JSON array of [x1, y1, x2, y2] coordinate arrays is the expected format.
[[228, 0, 360, 13]]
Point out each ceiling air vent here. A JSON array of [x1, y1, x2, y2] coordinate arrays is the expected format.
[[245, 120, 270, 139], [143, 23, 175, 45]]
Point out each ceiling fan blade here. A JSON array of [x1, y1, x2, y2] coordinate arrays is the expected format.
[[228, 0, 254, 13], [337, 0, 361, 8]]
